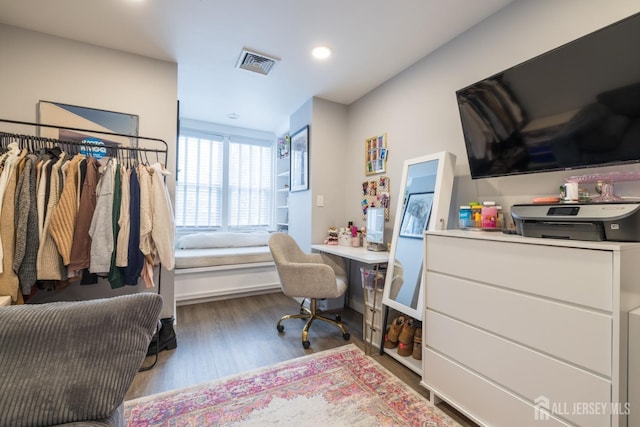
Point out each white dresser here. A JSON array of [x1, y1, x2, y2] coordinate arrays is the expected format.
[[422, 230, 640, 427]]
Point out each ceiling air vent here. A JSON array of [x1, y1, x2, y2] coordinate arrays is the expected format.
[[236, 48, 279, 76]]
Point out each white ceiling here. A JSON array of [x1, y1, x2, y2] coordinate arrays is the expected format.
[[0, 0, 514, 134]]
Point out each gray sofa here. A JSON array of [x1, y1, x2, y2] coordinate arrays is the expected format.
[[0, 293, 162, 427]]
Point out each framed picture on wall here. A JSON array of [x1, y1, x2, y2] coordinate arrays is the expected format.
[[290, 125, 309, 192], [278, 135, 290, 159], [399, 192, 434, 238], [365, 133, 387, 175], [38, 100, 139, 160]]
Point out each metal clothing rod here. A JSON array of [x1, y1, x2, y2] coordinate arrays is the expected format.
[[0, 117, 168, 152], [0, 132, 167, 155]]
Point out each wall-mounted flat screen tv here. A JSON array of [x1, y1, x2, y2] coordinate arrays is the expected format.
[[456, 12, 640, 179]]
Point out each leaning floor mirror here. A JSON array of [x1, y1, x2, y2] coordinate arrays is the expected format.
[[382, 151, 456, 320]]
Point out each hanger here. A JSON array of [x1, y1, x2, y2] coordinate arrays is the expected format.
[[0, 119, 168, 177], [46, 146, 62, 159]]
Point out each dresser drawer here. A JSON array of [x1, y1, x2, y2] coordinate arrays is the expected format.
[[424, 349, 572, 427], [425, 235, 613, 311], [426, 272, 612, 376], [426, 310, 611, 427]]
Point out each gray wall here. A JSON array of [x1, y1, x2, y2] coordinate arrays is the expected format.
[[345, 0, 640, 234], [288, 97, 349, 251], [288, 99, 313, 250], [310, 98, 349, 245]]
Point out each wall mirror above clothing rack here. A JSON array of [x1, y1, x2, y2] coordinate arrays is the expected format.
[[382, 151, 455, 320]]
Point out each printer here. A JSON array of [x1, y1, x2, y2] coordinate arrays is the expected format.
[[511, 202, 640, 242]]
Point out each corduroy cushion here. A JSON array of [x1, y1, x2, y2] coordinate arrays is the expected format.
[[0, 293, 162, 427]]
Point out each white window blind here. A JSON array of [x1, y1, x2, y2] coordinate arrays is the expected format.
[[176, 134, 224, 227], [176, 128, 273, 230], [228, 142, 273, 227]]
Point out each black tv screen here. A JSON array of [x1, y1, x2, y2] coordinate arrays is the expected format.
[[457, 12, 640, 179]]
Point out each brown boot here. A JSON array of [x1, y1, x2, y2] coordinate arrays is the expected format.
[[397, 318, 416, 357], [412, 327, 422, 360], [384, 316, 405, 348]]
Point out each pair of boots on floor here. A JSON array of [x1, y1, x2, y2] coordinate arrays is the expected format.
[[383, 316, 421, 360], [146, 317, 177, 357]]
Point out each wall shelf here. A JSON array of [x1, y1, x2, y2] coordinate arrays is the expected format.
[[383, 347, 422, 374], [276, 146, 290, 232]]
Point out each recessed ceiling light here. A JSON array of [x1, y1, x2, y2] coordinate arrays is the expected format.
[[312, 46, 331, 60]]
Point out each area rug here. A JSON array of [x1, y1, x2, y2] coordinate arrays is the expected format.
[[124, 344, 460, 426]]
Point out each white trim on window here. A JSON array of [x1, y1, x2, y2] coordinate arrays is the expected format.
[[176, 121, 276, 232]]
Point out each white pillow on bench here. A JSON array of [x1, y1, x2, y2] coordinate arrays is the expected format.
[[176, 231, 270, 249]]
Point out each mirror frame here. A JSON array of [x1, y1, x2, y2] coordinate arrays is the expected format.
[[381, 151, 456, 320]]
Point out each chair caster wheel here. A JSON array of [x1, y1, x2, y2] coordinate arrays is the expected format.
[[335, 314, 341, 321], [302, 340, 311, 349], [343, 333, 350, 340], [277, 325, 284, 333]]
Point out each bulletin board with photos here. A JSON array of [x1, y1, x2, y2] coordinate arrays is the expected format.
[[361, 176, 390, 221], [365, 133, 387, 175]]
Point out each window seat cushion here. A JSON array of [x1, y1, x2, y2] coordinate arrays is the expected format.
[[175, 246, 273, 269], [176, 231, 269, 249]]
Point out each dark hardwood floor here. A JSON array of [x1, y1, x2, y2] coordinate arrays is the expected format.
[[126, 292, 476, 426]]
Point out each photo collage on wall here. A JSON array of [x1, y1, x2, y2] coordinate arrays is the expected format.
[[361, 176, 390, 221]]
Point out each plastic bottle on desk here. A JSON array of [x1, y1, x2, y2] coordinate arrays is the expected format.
[[496, 206, 504, 230], [458, 206, 472, 228], [481, 201, 498, 229], [470, 203, 482, 228]]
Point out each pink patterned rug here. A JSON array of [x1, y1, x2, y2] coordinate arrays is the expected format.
[[125, 344, 460, 426]]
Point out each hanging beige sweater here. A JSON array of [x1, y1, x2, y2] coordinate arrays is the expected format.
[[36, 154, 66, 281], [50, 154, 83, 265], [149, 162, 175, 270], [138, 164, 154, 263], [0, 149, 27, 302], [116, 166, 131, 267], [0, 144, 21, 274]]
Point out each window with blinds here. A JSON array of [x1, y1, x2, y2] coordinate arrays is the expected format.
[[176, 128, 273, 230]]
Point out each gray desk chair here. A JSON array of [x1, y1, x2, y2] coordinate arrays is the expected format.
[[269, 232, 350, 349]]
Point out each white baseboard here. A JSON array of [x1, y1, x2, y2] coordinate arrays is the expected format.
[[174, 262, 281, 305]]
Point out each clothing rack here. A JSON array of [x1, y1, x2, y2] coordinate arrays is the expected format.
[[0, 117, 170, 370], [0, 117, 169, 166]]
